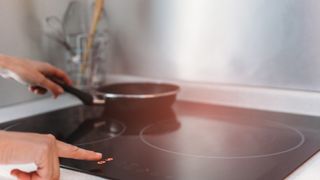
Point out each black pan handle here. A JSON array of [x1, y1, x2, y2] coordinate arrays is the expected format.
[[50, 78, 94, 105]]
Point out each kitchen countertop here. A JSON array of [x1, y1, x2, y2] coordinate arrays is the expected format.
[[1, 75, 320, 179]]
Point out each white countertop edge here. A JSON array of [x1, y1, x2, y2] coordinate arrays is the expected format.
[[286, 151, 320, 180], [0, 165, 105, 180], [0, 94, 82, 124]]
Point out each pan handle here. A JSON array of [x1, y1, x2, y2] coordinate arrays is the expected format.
[[50, 78, 94, 105]]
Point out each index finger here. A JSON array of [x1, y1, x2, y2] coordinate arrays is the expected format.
[[56, 140, 102, 161], [41, 65, 73, 86], [53, 68, 73, 86]]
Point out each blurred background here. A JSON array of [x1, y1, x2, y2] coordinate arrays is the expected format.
[[1, 0, 320, 106]]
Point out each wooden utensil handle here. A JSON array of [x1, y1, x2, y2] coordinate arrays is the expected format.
[[81, 0, 105, 73]]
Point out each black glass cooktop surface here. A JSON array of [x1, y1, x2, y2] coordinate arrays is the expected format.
[[1, 101, 320, 180]]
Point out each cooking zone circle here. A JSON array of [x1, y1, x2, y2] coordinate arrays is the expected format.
[[140, 116, 305, 159]]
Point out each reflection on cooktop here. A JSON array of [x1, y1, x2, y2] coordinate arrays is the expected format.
[[103, 107, 179, 135], [1, 101, 320, 180], [6, 118, 126, 146], [3, 106, 127, 146]]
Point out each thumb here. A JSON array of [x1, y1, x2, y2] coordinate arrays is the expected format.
[[11, 169, 31, 180]]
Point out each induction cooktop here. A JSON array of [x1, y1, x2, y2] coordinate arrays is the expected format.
[[1, 101, 320, 180]]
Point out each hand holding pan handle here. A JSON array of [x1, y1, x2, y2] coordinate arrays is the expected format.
[[50, 78, 94, 105]]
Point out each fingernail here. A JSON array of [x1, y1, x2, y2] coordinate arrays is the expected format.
[[96, 152, 102, 157], [59, 88, 64, 94]]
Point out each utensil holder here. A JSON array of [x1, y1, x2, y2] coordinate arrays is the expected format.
[[65, 32, 110, 90]]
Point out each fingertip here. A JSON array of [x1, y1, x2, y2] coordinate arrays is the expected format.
[[58, 87, 64, 94], [52, 92, 59, 99], [95, 152, 103, 160], [53, 93, 59, 99], [34, 89, 40, 95], [10, 169, 29, 179], [88, 151, 103, 161], [10, 169, 18, 176], [52, 88, 64, 99]]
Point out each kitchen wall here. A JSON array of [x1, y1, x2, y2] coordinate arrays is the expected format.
[[0, 0, 87, 107], [1, 0, 320, 107], [105, 0, 320, 92]]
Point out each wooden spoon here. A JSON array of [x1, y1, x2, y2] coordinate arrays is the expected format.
[[81, 0, 105, 73]]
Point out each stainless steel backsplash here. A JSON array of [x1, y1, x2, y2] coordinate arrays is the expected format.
[[105, 0, 320, 91]]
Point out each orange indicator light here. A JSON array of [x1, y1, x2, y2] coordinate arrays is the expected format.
[[97, 157, 114, 165]]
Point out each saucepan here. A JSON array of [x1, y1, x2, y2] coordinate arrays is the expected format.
[[52, 79, 180, 111]]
